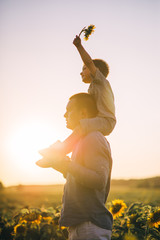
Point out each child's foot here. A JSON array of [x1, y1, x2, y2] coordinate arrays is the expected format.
[[37, 141, 65, 168], [36, 157, 57, 168], [37, 145, 64, 168], [38, 140, 64, 157]]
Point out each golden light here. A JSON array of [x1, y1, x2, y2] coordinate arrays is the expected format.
[[7, 121, 58, 174]]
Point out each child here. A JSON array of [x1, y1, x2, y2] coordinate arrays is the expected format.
[[72, 35, 116, 135], [37, 35, 116, 168]]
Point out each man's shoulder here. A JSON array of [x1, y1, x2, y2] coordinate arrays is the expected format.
[[80, 131, 111, 159], [82, 131, 109, 149]]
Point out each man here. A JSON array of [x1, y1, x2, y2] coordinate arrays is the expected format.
[[37, 93, 113, 240]]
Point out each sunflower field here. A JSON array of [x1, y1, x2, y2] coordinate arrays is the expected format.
[[0, 200, 160, 240], [108, 200, 160, 240]]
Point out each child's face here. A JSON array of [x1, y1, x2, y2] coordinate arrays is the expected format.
[[80, 65, 92, 83]]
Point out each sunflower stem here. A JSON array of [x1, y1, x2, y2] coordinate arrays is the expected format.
[[144, 225, 149, 240], [79, 27, 86, 37]]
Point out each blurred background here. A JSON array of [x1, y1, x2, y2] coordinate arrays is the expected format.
[[1, 0, 160, 186]]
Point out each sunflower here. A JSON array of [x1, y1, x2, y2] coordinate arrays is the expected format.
[[19, 219, 27, 224], [20, 212, 42, 224], [147, 208, 160, 228], [30, 221, 40, 230], [42, 216, 53, 224], [61, 226, 67, 230], [14, 223, 27, 236], [109, 199, 127, 219], [79, 25, 95, 41], [127, 214, 138, 228], [124, 233, 138, 240]]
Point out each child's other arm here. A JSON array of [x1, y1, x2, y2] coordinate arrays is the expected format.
[[73, 35, 96, 77]]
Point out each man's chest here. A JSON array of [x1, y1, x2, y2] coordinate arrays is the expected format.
[[71, 140, 85, 166]]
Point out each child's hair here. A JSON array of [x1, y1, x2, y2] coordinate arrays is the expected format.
[[93, 59, 109, 78]]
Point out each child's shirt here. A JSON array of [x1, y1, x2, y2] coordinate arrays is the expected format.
[[79, 68, 116, 136]]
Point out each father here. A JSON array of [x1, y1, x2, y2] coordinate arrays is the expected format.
[[37, 92, 113, 240]]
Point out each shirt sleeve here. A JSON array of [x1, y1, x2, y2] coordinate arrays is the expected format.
[[88, 69, 116, 118], [79, 69, 116, 136], [67, 132, 112, 190]]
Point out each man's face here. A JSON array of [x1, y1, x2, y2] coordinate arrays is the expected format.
[[80, 65, 92, 83], [64, 99, 82, 130]]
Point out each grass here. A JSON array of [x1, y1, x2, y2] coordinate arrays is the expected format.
[[0, 184, 159, 213], [108, 185, 160, 206]]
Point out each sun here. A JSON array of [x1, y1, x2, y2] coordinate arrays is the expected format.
[[8, 121, 58, 173]]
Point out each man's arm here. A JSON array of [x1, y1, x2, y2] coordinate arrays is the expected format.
[[39, 133, 111, 190], [73, 35, 97, 77], [48, 154, 109, 190], [56, 132, 111, 190], [68, 133, 111, 190], [67, 157, 110, 191]]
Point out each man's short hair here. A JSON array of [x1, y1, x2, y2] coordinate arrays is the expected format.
[[93, 59, 109, 78], [69, 93, 98, 118]]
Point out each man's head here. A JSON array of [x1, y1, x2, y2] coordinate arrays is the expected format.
[[64, 93, 98, 130], [80, 59, 109, 83]]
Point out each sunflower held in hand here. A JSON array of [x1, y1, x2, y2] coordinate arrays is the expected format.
[[79, 24, 96, 41]]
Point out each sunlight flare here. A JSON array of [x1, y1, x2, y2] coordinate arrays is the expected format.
[[7, 122, 58, 171]]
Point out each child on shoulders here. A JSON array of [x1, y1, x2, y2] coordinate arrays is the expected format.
[[36, 35, 116, 168]]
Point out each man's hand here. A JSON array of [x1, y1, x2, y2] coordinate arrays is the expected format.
[[36, 147, 64, 168], [36, 155, 71, 175], [73, 35, 81, 48], [36, 156, 57, 168], [52, 156, 71, 174]]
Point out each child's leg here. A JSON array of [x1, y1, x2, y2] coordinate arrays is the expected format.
[[80, 117, 116, 136], [58, 117, 116, 155], [38, 126, 82, 166], [62, 125, 83, 154], [38, 117, 116, 165]]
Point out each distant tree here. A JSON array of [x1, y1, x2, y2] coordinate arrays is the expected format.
[[0, 181, 4, 189]]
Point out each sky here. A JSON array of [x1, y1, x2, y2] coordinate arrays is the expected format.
[[0, 0, 160, 187]]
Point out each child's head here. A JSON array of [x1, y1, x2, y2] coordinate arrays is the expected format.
[[81, 65, 92, 83], [93, 59, 109, 78], [81, 59, 109, 84]]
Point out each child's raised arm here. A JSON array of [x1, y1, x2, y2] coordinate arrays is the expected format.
[[73, 35, 97, 77]]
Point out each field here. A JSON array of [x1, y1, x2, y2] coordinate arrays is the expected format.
[[0, 181, 160, 239], [1, 184, 160, 211]]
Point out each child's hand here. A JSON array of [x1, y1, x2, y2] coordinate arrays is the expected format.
[[73, 35, 81, 48]]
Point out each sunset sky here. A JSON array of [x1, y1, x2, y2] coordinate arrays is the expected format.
[[1, 0, 160, 186]]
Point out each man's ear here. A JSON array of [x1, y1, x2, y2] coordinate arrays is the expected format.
[[81, 108, 88, 119]]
